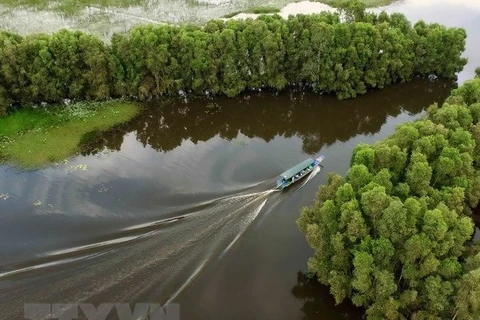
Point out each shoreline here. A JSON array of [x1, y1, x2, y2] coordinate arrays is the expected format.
[[0, 101, 141, 169]]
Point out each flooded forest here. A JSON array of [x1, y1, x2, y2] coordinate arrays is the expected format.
[[0, 0, 480, 319]]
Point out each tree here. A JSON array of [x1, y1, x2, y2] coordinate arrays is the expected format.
[[298, 76, 480, 320], [0, 8, 469, 116], [406, 152, 432, 196], [0, 86, 10, 117], [337, 0, 367, 23]]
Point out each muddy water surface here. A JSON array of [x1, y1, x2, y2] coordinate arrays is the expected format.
[[0, 79, 455, 319], [0, 0, 479, 318]]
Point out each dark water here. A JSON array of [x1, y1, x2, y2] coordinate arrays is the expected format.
[[474, 206, 480, 240], [0, 78, 456, 319], [1, 2, 480, 319]]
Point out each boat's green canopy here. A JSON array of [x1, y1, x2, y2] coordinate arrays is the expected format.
[[279, 158, 314, 180]]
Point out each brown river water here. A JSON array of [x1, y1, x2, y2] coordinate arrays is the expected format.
[[0, 1, 479, 319]]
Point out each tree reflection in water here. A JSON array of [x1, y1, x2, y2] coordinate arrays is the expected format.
[[473, 206, 480, 241], [83, 78, 455, 157], [292, 271, 363, 320]]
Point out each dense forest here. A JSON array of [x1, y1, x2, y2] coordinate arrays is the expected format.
[[298, 73, 480, 319], [0, 1, 467, 117]]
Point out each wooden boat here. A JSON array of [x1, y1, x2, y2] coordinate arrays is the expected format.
[[275, 155, 325, 190]]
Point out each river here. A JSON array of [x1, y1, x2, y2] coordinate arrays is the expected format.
[[0, 79, 457, 319], [0, 1, 479, 320]]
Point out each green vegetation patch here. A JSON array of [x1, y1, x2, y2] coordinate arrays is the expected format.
[[247, 5, 280, 14], [222, 5, 280, 18], [222, 11, 243, 19], [298, 74, 480, 319], [317, 0, 396, 8], [0, 101, 140, 168]]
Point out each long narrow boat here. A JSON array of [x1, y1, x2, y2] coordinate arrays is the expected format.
[[275, 155, 325, 190]]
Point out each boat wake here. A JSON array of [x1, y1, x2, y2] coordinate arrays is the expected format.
[[0, 184, 285, 319], [297, 166, 321, 191]]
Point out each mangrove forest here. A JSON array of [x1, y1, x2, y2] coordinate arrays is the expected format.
[[0, 0, 479, 319], [0, 4, 468, 118], [298, 74, 480, 319]]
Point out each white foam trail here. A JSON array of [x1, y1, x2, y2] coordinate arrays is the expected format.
[[164, 258, 209, 306], [0, 252, 106, 279], [135, 257, 210, 320], [297, 166, 321, 190], [162, 192, 271, 305], [4, 187, 276, 286], [125, 189, 275, 233], [153, 196, 270, 314], [123, 215, 188, 231], [219, 198, 268, 259], [40, 190, 274, 263], [220, 234, 242, 258], [220, 190, 273, 202], [44, 235, 138, 257]]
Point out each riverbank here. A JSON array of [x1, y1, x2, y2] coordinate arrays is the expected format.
[[0, 101, 140, 168], [0, 8, 467, 114], [298, 73, 480, 319]]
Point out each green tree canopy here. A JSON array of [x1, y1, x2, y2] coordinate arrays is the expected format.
[[0, 4, 468, 116], [298, 76, 480, 319]]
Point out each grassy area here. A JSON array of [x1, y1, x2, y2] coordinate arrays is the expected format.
[[316, 0, 395, 7], [223, 5, 280, 18], [0, 101, 141, 169]]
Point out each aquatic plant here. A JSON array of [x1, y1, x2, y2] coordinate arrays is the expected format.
[[223, 5, 281, 18], [205, 102, 222, 113], [298, 75, 480, 319]]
